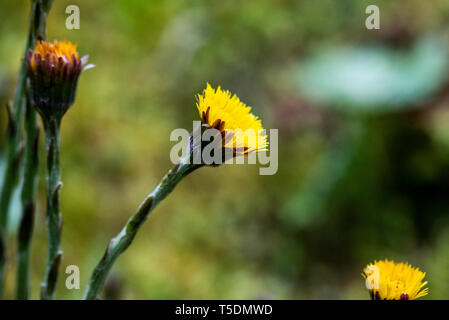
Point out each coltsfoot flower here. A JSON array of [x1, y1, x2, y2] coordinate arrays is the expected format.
[[26, 40, 93, 121], [84, 84, 270, 299], [196, 83, 268, 158], [362, 259, 429, 300]]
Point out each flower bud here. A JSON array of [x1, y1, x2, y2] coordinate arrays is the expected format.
[[26, 40, 93, 121]]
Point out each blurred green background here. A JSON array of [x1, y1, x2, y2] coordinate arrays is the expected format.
[[1, 0, 449, 299]]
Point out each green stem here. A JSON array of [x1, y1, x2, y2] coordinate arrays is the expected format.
[[16, 0, 52, 300], [16, 101, 39, 300], [0, 0, 50, 298], [83, 162, 201, 300], [0, 228, 5, 298], [40, 118, 62, 300]]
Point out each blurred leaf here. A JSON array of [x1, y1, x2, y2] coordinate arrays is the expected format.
[[7, 182, 21, 233], [281, 121, 364, 228], [0, 153, 4, 194], [295, 36, 449, 113]]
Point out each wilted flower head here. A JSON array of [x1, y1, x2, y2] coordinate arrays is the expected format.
[[196, 83, 268, 158], [362, 259, 428, 300], [26, 40, 93, 121]]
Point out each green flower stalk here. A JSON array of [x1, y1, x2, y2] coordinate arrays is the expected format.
[[0, 0, 52, 298], [26, 40, 92, 299], [40, 116, 61, 300], [16, 100, 39, 300], [83, 162, 201, 300], [83, 84, 268, 299]]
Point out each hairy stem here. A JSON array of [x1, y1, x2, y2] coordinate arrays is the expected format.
[[16, 101, 39, 299], [40, 118, 62, 300], [83, 162, 201, 300], [0, 0, 51, 298], [16, 0, 52, 300]]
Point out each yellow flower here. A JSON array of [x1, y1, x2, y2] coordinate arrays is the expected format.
[[196, 83, 268, 155], [362, 259, 428, 300]]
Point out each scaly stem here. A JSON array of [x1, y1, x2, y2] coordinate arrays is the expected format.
[[16, 101, 39, 300], [83, 162, 201, 300], [40, 118, 62, 300], [0, 0, 51, 297], [16, 0, 52, 300]]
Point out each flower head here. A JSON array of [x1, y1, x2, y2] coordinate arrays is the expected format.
[[196, 83, 268, 156], [362, 259, 428, 300], [26, 40, 93, 121], [29, 40, 79, 73]]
